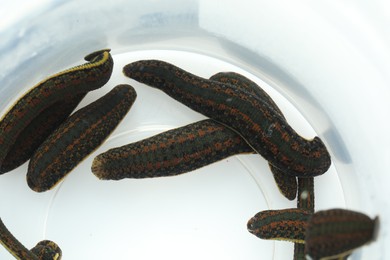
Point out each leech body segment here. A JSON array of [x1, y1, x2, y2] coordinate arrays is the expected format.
[[305, 209, 378, 260], [27, 84, 137, 192], [209, 72, 285, 119], [294, 177, 315, 259], [0, 49, 113, 174], [248, 208, 377, 260], [123, 60, 331, 178], [210, 72, 297, 200]]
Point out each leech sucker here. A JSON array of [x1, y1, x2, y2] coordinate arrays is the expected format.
[[30, 240, 62, 260], [247, 208, 311, 243], [210, 72, 297, 200], [0, 49, 113, 174], [92, 119, 254, 180], [305, 209, 379, 259], [123, 60, 331, 178], [27, 84, 137, 192]]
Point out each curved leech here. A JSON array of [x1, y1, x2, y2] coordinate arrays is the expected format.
[[0, 218, 61, 260], [0, 93, 86, 173], [27, 84, 137, 192], [0, 49, 113, 174], [123, 60, 331, 178], [210, 72, 297, 200]]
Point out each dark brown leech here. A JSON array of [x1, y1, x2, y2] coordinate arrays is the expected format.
[[305, 209, 378, 259], [210, 72, 297, 200], [27, 84, 137, 192], [123, 60, 331, 178], [247, 208, 311, 243], [92, 119, 254, 180], [0, 93, 86, 173], [0, 49, 113, 174]]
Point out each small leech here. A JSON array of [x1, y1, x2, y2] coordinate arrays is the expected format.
[[0, 218, 62, 260], [0, 93, 86, 173], [92, 119, 254, 180], [27, 84, 137, 192], [305, 209, 379, 260], [30, 241, 62, 260], [123, 60, 331, 178], [210, 72, 297, 200], [247, 208, 311, 243], [0, 49, 113, 174]]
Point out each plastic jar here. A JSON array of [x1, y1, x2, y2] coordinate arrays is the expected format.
[[0, 1, 388, 259]]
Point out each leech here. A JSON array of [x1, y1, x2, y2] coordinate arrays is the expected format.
[[123, 60, 331, 178], [92, 119, 254, 180], [305, 209, 379, 260], [27, 84, 137, 192], [247, 208, 311, 243], [0, 218, 62, 260], [0, 49, 113, 174]]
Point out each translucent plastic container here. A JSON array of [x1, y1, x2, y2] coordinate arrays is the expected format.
[[0, 1, 389, 259]]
